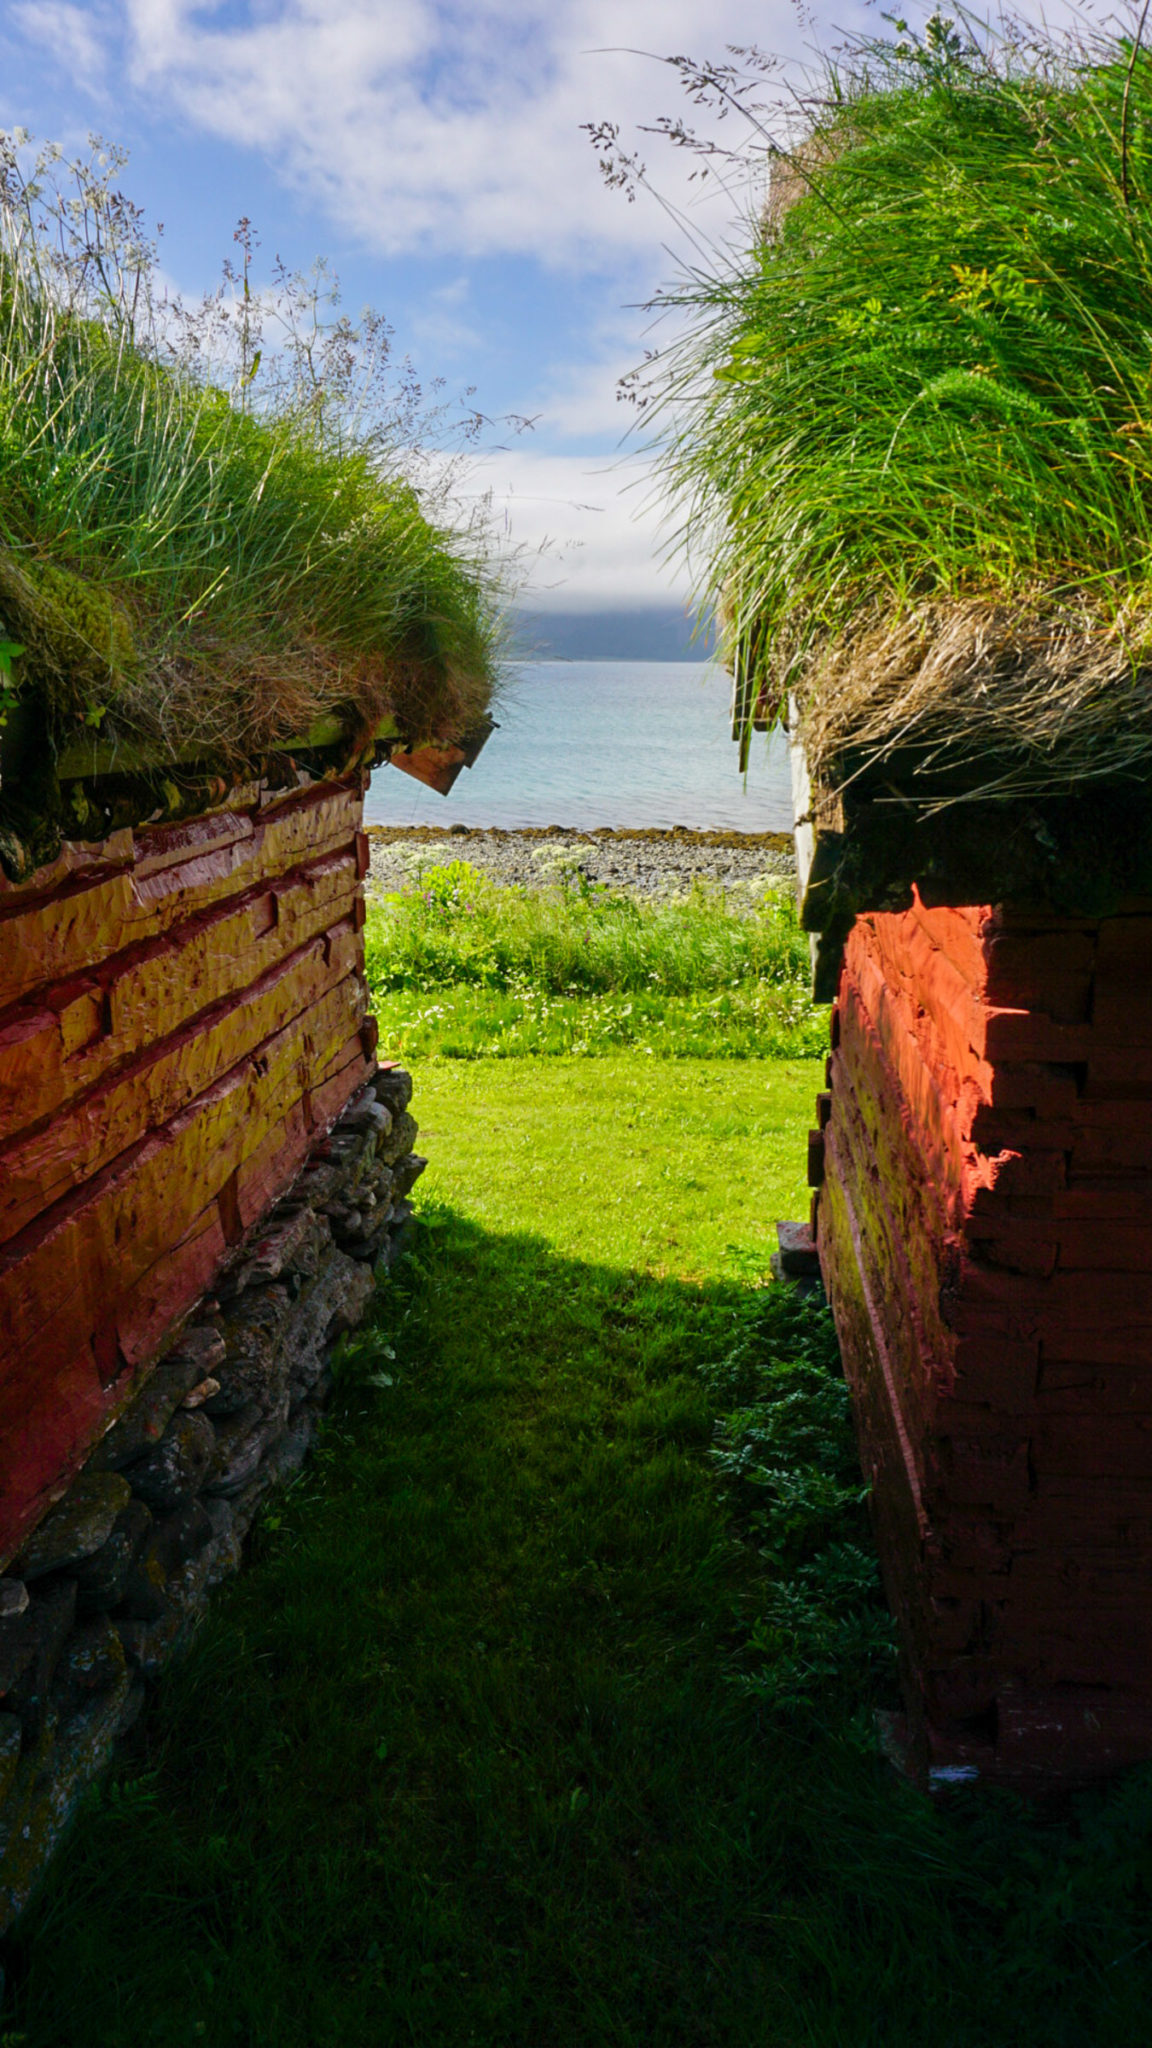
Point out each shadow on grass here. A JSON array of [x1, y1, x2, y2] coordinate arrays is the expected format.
[[6, 1206, 1152, 2048]]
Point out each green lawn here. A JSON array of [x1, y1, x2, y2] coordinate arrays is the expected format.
[[364, 864, 826, 1061], [8, 1054, 1152, 2046], [413, 1057, 817, 1275]]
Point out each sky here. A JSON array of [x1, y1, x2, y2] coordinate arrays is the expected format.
[[0, 0, 875, 619]]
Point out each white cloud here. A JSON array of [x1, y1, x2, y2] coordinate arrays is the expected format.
[[465, 444, 692, 611], [531, 340, 660, 446], [12, 0, 835, 263], [10, 0, 114, 88], [406, 274, 484, 363]]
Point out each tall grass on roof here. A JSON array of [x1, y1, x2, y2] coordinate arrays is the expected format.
[[648, 11, 1152, 799], [0, 139, 501, 762]]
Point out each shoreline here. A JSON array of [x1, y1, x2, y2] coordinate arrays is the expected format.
[[366, 824, 792, 847], [366, 823, 796, 896]]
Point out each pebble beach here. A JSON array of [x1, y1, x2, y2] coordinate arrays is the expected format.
[[367, 825, 796, 897]]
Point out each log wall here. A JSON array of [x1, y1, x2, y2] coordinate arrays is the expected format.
[[0, 775, 377, 1566], [814, 890, 1152, 1789]]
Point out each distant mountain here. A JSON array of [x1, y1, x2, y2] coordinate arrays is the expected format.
[[511, 606, 716, 662]]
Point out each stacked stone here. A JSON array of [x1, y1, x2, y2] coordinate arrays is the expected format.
[[813, 892, 1152, 1790], [0, 1062, 423, 1930]]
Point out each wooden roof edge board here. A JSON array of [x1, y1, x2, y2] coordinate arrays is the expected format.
[[786, 707, 826, 996], [0, 699, 500, 886], [788, 697, 815, 912], [388, 714, 498, 797]]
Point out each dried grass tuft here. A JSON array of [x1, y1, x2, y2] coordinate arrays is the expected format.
[[798, 598, 1152, 803]]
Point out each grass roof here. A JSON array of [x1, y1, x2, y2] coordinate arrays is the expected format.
[[0, 141, 501, 792], [657, 11, 1152, 805]]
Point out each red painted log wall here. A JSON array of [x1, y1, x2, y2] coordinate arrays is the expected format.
[[0, 778, 376, 1566], [816, 891, 1152, 1788]]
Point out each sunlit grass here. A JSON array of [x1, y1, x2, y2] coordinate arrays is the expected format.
[[0, 144, 498, 756], [365, 861, 823, 1059]]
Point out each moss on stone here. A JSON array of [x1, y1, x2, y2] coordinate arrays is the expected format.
[[0, 1679, 130, 1935]]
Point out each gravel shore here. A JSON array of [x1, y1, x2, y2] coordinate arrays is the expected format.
[[366, 825, 796, 897]]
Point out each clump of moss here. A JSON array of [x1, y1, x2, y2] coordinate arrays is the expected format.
[[0, 556, 139, 732]]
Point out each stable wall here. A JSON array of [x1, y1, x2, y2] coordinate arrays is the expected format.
[[814, 892, 1152, 1789], [0, 774, 376, 1564]]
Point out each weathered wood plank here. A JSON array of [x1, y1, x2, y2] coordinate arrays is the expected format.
[[0, 1197, 236, 1566], [106, 850, 359, 1057], [0, 769, 377, 1567], [0, 937, 363, 1243], [0, 831, 135, 908], [298, 1037, 376, 1165], [824, 893, 1152, 1779], [839, 956, 975, 1213], [0, 853, 361, 1142], [0, 1342, 108, 1569], [127, 782, 360, 924], [232, 1031, 370, 1233], [0, 979, 364, 1380], [907, 893, 991, 993], [817, 1128, 939, 1732], [833, 989, 958, 1365], [822, 1070, 949, 1469], [0, 869, 137, 1017], [0, 780, 363, 1011], [861, 911, 1004, 1095]]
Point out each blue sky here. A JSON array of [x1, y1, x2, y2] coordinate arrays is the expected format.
[[0, 0, 871, 613]]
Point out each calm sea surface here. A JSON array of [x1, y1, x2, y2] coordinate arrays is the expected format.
[[364, 660, 792, 833]]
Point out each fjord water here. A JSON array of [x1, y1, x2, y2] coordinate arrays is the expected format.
[[364, 660, 793, 832]]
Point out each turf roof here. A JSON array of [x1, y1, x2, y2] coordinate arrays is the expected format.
[[657, 11, 1152, 810], [0, 138, 501, 850]]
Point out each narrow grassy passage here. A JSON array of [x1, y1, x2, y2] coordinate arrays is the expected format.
[[8, 1059, 819, 2046], [9, 1060, 1152, 2047]]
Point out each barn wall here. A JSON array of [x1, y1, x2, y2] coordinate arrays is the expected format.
[[814, 891, 1152, 1788], [0, 776, 442, 1921], [0, 775, 377, 1564]]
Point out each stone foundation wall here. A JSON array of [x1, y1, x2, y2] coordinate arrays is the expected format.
[[0, 1061, 424, 1930], [813, 892, 1152, 1790]]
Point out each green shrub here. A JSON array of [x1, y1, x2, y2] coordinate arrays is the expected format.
[[702, 1286, 896, 1717]]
